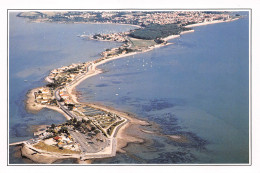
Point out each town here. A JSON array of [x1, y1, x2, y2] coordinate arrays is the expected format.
[[17, 11, 238, 27]]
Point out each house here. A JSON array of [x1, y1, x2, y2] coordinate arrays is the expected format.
[[53, 136, 62, 141], [40, 99, 48, 104], [57, 141, 66, 148], [61, 94, 70, 100], [41, 88, 49, 94], [51, 69, 59, 74], [42, 94, 48, 100]]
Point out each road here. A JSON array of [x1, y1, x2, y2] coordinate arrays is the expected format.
[[54, 88, 75, 119], [52, 63, 112, 154], [69, 130, 101, 153]]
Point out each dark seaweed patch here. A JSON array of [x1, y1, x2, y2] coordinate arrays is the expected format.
[[150, 139, 166, 149], [149, 113, 181, 133], [93, 153, 142, 164], [166, 132, 208, 151], [140, 99, 175, 112], [96, 84, 109, 87], [149, 113, 209, 151], [148, 150, 196, 163]]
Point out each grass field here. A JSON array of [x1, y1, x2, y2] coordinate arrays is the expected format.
[[128, 37, 157, 48], [33, 141, 80, 154]]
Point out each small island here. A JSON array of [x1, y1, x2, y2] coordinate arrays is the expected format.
[[11, 10, 240, 164]]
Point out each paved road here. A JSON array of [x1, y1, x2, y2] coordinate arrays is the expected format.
[[53, 64, 111, 154], [69, 130, 99, 153], [69, 130, 88, 153], [54, 89, 76, 119]]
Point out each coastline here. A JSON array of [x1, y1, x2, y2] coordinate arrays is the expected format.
[[184, 18, 239, 28], [163, 29, 195, 42], [25, 88, 71, 120], [87, 103, 149, 152], [31, 19, 142, 29], [20, 17, 239, 164]]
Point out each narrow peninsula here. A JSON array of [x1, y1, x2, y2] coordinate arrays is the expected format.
[[11, 11, 240, 164]]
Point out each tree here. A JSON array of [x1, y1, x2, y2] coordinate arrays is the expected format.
[[59, 126, 68, 134], [51, 124, 56, 129], [82, 119, 86, 123], [67, 104, 75, 111], [72, 118, 77, 123], [46, 83, 58, 89], [94, 129, 100, 134], [67, 119, 73, 125], [75, 121, 82, 128], [154, 38, 164, 44]]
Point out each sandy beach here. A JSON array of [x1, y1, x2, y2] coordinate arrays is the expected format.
[[185, 18, 239, 28]]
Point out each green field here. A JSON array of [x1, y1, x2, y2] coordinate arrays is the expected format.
[[128, 37, 157, 48]]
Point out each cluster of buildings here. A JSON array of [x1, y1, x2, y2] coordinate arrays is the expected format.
[[33, 63, 88, 106], [35, 125, 80, 152], [101, 45, 128, 57], [48, 63, 87, 86], [20, 11, 235, 27], [34, 87, 55, 105], [59, 88, 73, 105], [53, 135, 79, 151], [64, 11, 233, 26], [120, 11, 233, 26], [91, 32, 129, 42]]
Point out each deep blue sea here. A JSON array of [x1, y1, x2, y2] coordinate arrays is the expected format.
[[9, 12, 249, 164]]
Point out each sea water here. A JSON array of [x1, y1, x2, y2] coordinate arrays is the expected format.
[[77, 14, 249, 163]]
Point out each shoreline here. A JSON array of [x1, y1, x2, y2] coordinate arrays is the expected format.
[[25, 88, 72, 120], [184, 18, 239, 28], [19, 17, 239, 164], [31, 19, 142, 29], [163, 29, 195, 42]]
